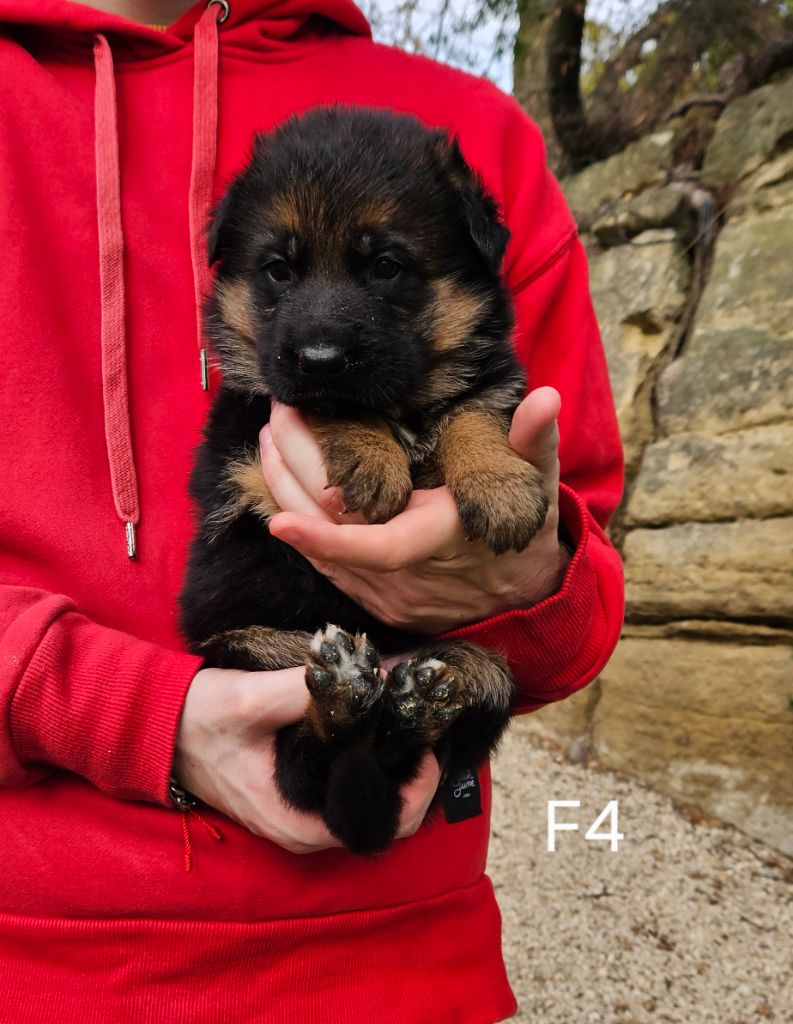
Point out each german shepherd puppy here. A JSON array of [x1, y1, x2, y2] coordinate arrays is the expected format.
[[179, 106, 548, 854]]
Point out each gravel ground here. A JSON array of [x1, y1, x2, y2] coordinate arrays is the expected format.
[[488, 727, 793, 1024]]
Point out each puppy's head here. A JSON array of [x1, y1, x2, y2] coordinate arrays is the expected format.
[[207, 106, 512, 416]]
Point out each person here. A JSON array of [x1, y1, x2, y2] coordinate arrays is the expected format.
[[0, 0, 624, 1020]]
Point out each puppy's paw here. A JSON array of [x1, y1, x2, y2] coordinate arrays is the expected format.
[[325, 445, 412, 524], [386, 656, 465, 744], [306, 625, 384, 736], [451, 457, 548, 554]]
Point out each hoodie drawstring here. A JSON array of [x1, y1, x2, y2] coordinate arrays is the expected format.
[[93, 34, 140, 559], [190, 1, 225, 391], [93, 2, 223, 559]]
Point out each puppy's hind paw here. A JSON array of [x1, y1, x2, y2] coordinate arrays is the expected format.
[[306, 625, 384, 735], [385, 656, 464, 743]]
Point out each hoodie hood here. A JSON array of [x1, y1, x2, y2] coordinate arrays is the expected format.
[[0, 0, 370, 559], [0, 0, 370, 59]]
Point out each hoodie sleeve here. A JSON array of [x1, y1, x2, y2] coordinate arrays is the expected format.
[[0, 586, 203, 802], [442, 108, 625, 714]]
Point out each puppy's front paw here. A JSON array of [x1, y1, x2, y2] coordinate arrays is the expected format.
[[325, 444, 412, 524], [386, 656, 465, 743], [451, 457, 548, 554], [306, 625, 383, 737]]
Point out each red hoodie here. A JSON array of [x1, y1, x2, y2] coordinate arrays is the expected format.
[[0, 1, 624, 1021]]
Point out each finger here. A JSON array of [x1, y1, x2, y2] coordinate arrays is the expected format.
[[247, 665, 312, 730], [508, 386, 561, 487], [266, 812, 344, 854], [269, 488, 463, 572], [259, 424, 330, 520], [258, 746, 343, 850], [272, 811, 343, 853], [396, 751, 441, 838], [269, 402, 345, 516], [297, 561, 410, 630]]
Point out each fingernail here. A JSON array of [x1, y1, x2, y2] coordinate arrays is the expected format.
[[260, 424, 273, 452]]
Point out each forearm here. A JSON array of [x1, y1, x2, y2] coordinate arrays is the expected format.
[[1, 585, 203, 802]]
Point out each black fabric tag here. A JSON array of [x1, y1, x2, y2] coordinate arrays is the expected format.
[[440, 766, 482, 824]]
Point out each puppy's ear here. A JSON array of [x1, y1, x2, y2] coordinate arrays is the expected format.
[[208, 134, 269, 266], [459, 179, 511, 274], [443, 137, 511, 274], [207, 182, 238, 266]]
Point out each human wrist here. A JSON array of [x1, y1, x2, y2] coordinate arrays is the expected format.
[[171, 663, 310, 809], [171, 665, 246, 796], [501, 533, 571, 614]]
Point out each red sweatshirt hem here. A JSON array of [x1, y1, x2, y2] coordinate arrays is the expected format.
[[0, 875, 517, 1024]]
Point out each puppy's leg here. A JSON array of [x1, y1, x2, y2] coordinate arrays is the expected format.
[[196, 626, 310, 671], [202, 450, 281, 541], [382, 640, 514, 774], [275, 625, 402, 854], [301, 625, 384, 742], [196, 622, 405, 853], [437, 405, 548, 553], [308, 415, 412, 524]]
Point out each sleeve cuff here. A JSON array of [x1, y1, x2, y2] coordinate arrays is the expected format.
[[439, 483, 622, 713], [10, 610, 204, 805]]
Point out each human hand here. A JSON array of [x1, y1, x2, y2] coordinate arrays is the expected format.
[[172, 665, 441, 853], [261, 388, 571, 635]]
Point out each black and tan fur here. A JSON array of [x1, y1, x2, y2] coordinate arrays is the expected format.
[[179, 106, 548, 854]]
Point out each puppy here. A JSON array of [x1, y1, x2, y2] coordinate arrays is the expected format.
[[179, 106, 548, 854]]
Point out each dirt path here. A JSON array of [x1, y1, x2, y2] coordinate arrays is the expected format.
[[489, 726, 793, 1024]]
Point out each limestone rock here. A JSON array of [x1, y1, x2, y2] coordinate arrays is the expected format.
[[622, 620, 793, 644], [730, 149, 793, 218], [656, 198, 793, 437], [703, 74, 793, 188], [590, 186, 691, 247], [552, 109, 793, 860], [626, 425, 793, 526], [562, 129, 677, 221], [592, 637, 793, 854], [624, 518, 793, 623], [586, 229, 689, 470], [512, 685, 594, 754]]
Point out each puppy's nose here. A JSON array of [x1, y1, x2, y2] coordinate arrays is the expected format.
[[297, 343, 346, 375]]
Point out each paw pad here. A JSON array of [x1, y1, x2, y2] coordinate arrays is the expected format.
[[386, 656, 465, 739], [306, 625, 383, 728]]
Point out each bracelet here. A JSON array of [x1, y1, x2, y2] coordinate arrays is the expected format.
[[168, 775, 199, 811]]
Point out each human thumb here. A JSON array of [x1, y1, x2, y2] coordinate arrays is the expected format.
[[508, 386, 561, 488]]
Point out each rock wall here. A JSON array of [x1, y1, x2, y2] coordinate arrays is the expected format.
[[518, 75, 793, 855]]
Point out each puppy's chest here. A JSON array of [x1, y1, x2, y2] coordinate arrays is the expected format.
[[386, 416, 445, 488]]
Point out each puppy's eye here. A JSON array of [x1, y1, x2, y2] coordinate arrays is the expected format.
[[372, 256, 401, 281], [264, 259, 292, 284]]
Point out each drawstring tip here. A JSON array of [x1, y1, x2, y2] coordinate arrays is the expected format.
[[170, 775, 223, 872], [125, 520, 137, 559], [199, 348, 209, 391]]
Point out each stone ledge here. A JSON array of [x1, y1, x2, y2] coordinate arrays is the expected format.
[[702, 73, 793, 188], [624, 517, 793, 623], [656, 197, 793, 438], [626, 424, 793, 526], [586, 229, 689, 470], [592, 637, 793, 854], [561, 128, 677, 221]]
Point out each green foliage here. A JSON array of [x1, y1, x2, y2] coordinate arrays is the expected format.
[[580, 20, 618, 98]]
